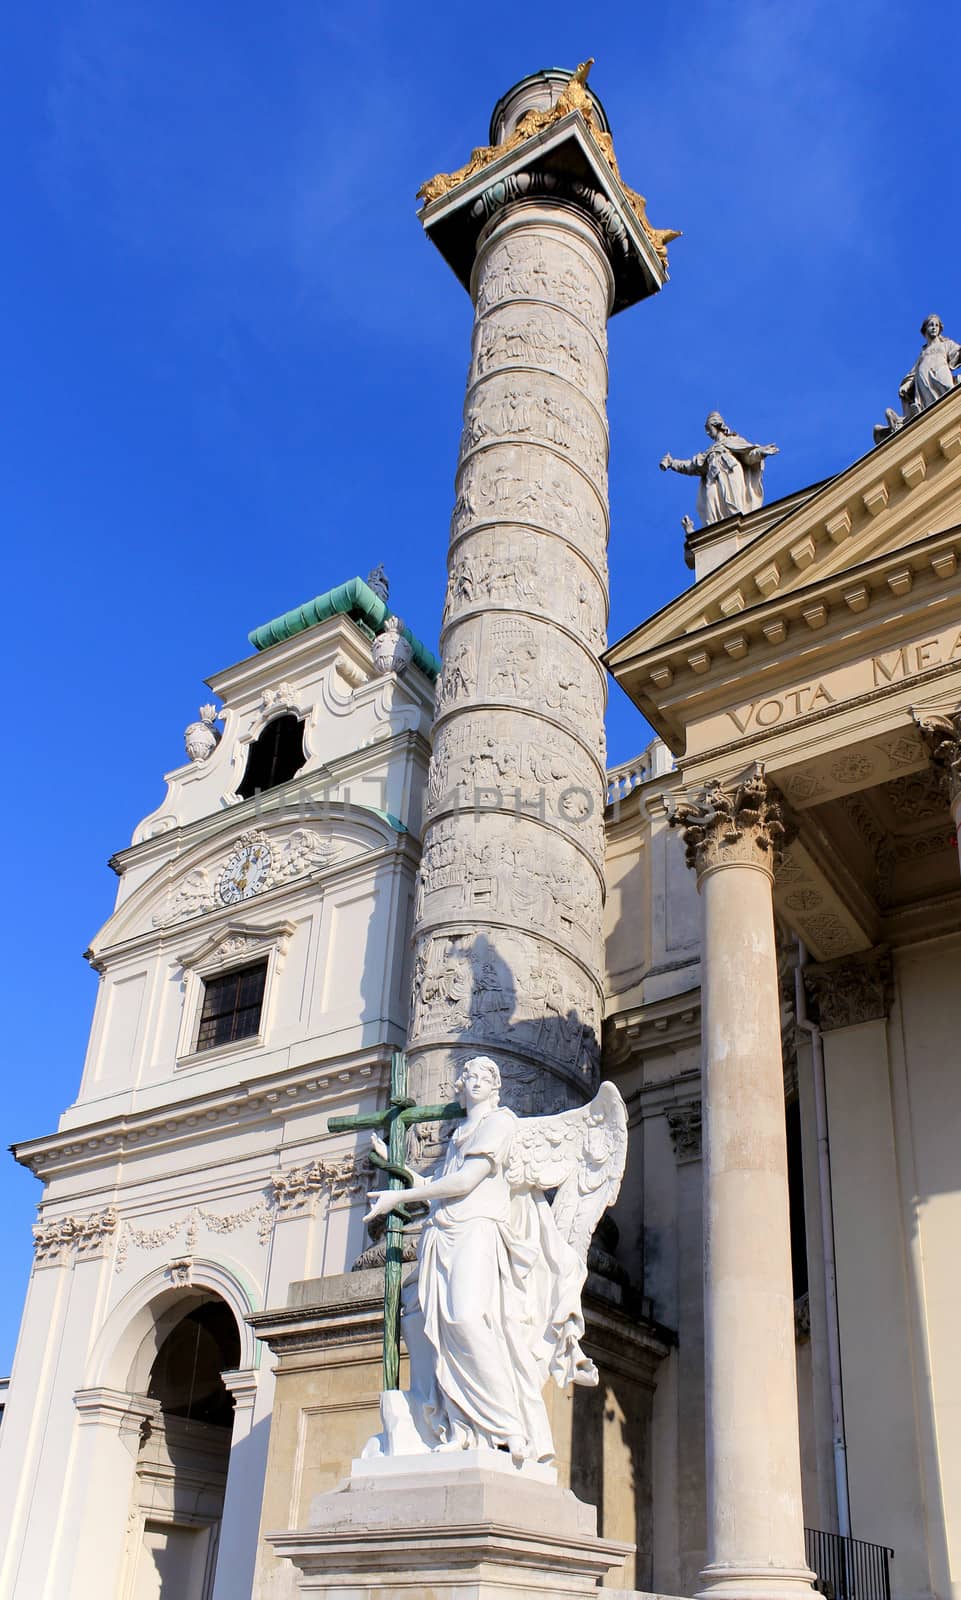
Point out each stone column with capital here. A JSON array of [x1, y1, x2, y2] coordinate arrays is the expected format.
[[672, 769, 816, 1600], [408, 65, 673, 1113]]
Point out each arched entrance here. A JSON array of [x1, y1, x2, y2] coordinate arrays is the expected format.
[[128, 1293, 240, 1600]]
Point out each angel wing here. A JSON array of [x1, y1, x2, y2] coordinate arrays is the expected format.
[[505, 1080, 628, 1264]]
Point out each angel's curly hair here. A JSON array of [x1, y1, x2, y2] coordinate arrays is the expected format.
[[454, 1055, 501, 1104]]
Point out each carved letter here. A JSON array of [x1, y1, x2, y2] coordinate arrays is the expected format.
[[809, 682, 836, 709], [727, 702, 757, 735], [873, 648, 907, 685]]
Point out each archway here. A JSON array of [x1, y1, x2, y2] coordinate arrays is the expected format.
[[127, 1292, 241, 1600]]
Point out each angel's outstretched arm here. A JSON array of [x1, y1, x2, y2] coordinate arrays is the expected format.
[[364, 1154, 490, 1225]]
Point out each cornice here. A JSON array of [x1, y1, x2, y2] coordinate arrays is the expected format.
[[110, 733, 427, 878], [608, 385, 961, 671], [604, 987, 701, 1069], [13, 1047, 393, 1181], [609, 522, 961, 753], [94, 819, 420, 970]]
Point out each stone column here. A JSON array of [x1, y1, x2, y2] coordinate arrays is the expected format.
[[409, 68, 670, 1112], [673, 770, 815, 1600]]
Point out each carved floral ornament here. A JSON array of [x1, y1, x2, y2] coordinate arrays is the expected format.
[[801, 946, 894, 1032], [33, 1159, 370, 1270], [668, 765, 788, 878]]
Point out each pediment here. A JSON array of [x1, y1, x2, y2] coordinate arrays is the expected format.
[[90, 805, 404, 960], [608, 385, 961, 667]]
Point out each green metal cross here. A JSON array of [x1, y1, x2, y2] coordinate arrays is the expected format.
[[327, 1049, 464, 1391]]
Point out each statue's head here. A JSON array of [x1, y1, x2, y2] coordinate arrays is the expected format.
[[921, 315, 943, 339], [455, 1055, 501, 1105], [704, 411, 726, 438]]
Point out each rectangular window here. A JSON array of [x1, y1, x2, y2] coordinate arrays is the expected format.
[[196, 961, 268, 1053]]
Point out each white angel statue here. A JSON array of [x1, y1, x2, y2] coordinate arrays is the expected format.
[[362, 1054, 628, 1466]]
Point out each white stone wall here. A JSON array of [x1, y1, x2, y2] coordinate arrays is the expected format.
[[0, 615, 431, 1600]]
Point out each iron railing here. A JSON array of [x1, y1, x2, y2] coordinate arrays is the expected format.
[[805, 1527, 893, 1600]]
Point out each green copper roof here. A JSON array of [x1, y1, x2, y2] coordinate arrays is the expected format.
[[248, 577, 441, 681]]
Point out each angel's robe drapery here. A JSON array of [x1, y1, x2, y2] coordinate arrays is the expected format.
[[401, 1105, 587, 1462]]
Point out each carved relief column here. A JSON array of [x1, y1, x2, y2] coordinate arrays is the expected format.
[[410, 67, 671, 1110], [673, 770, 815, 1600]]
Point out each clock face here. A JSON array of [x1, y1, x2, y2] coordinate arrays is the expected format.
[[218, 840, 273, 905]]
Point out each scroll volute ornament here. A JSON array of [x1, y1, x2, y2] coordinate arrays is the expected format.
[[417, 60, 680, 268], [669, 765, 787, 877]]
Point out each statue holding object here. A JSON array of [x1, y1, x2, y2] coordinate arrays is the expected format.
[[361, 1055, 628, 1466], [660, 411, 779, 527], [874, 314, 961, 444]]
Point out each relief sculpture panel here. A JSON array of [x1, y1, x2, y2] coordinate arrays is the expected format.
[[442, 525, 606, 649], [413, 813, 602, 960], [451, 445, 608, 569], [472, 304, 607, 402], [474, 234, 610, 344], [426, 713, 605, 863], [460, 373, 608, 487], [409, 926, 602, 1102]]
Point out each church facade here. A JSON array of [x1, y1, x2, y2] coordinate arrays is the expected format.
[[2, 63, 961, 1600]]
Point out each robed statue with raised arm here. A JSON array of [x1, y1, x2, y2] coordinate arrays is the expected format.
[[362, 1056, 628, 1466], [660, 410, 779, 526]]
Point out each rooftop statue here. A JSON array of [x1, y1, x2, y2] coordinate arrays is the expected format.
[[874, 315, 961, 444], [660, 412, 779, 527], [361, 1054, 628, 1466]]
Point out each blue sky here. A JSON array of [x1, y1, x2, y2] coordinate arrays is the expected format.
[[2, 0, 959, 1367]]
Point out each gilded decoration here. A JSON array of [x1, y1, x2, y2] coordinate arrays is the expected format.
[[417, 60, 680, 268]]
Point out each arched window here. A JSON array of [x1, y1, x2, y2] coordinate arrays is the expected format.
[[237, 714, 306, 799], [147, 1299, 241, 1428], [131, 1296, 242, 1597]]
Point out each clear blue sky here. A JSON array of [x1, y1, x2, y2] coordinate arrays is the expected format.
[[2, 0, 958, 1368]]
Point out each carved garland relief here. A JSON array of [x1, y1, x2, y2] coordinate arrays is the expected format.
[[153, 827, 342, 929]]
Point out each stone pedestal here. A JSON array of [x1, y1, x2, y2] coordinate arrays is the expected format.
[[269, 1452, 633, 1598], [249, 1269, 671, 1599]]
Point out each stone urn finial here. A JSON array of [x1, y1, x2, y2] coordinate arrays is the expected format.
[[184, 703, 221, 763], [372, 615, 412, 676]]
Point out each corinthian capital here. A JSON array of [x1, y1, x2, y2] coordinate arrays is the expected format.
[[913, 709, 961, 804], [669, 765, 786, 878]]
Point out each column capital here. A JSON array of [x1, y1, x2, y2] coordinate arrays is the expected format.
[[417, 64, 675, 311], [666, 1099, 702, 1164], [913, 708, 961, 804], [670, 766, 787, 882], [801, 946, 894, 1032]]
